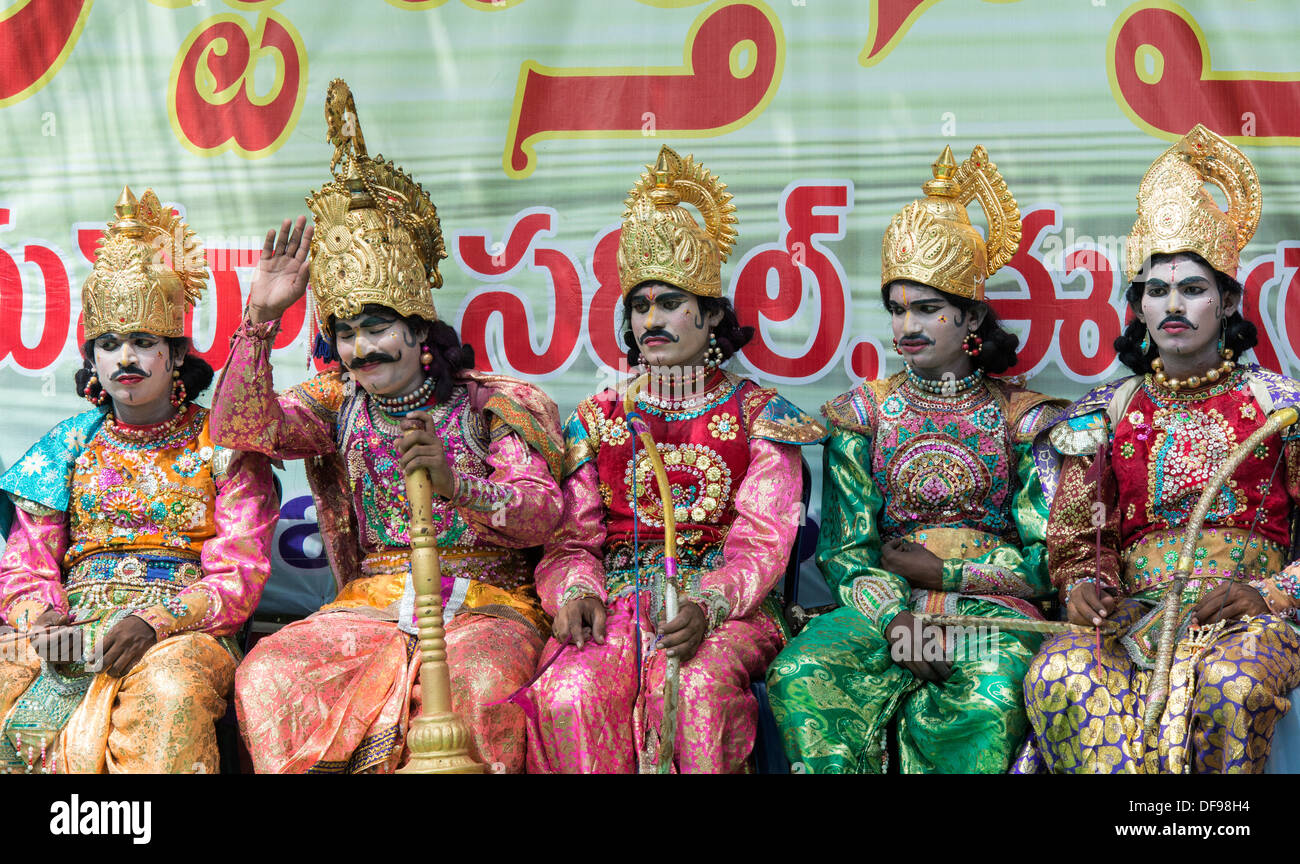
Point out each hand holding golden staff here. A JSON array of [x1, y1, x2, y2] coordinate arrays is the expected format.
[[395, 464, 484, 774], [1142, 406, 1299, 734]]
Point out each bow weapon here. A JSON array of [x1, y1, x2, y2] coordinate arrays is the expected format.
[[624, 374, 683, 774], [1143, 405, 1299, 733]]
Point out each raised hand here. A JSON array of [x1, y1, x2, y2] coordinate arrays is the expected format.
[[248, 216, 315, 324]]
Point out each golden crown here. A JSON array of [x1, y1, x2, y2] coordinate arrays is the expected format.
[[617, 146, 738, 298], [306, 79, 447, 335], [881, 145, 1021, 302], [82, 187, 207, 341], [1125, 123, 1261, 282]]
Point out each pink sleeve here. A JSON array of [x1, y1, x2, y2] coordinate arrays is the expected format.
[[534, 462, 609, 616], [134, 451, 279, 639], [689, 438, 801, 626], [0, 506, 70, 626], [209, 317, 338, 459], [450, 429, 563, 548]]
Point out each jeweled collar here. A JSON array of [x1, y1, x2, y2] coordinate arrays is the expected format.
[[1143, 364, 1245, 404], [904, 364, 983, 397], [101, 404, 202, 450], [366, 385, 465, 437], [634, 369, 737, 417]]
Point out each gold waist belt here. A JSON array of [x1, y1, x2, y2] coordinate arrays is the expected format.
[[899, 526, 1006, 562], [1122, 526, 1287, 596]]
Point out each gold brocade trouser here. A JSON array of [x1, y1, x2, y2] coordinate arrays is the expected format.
[[0, 633, 236, 774]]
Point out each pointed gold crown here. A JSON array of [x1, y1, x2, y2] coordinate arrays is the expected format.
[[881, 145, 1021, 301], [306, 79, 446, 334], [617, 145, 738, 298], [1126, 123, 1261, 282], [82, 186, 207, 341]]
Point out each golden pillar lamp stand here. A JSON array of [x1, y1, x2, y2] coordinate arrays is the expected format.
[[395, 466, 484, 774]]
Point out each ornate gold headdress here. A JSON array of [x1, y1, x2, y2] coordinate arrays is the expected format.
[[1125, 123, 1261, 282], [880, 145, 1021, 301], [617, 145, 738, 298], [306, 79, 446, 335], [82, 187, 207, 340]]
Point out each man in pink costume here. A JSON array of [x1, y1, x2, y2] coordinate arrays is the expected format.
[[0, 187, 277, 773], [210, 81, 564, 773], [526, 147, 825, 773]]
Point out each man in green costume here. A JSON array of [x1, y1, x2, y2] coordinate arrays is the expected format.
[[766, 146, 1064, 772]]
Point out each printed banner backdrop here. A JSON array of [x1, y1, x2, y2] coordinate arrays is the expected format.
[[2, 0, 1298, 612]]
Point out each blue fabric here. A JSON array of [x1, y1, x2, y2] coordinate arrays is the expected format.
[[751, 393, 827, 446], [1265, 690, 1300, 774], [562, 406, 594, 472], [0, 409, 106, 512]]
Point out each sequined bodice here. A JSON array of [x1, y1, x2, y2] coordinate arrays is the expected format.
[[335, 386, 491, 552], [1112, 369, 1291, 547], [590, 373, 761, 551], [66, 406, 218, 566], [872, 379, 1017, 541]]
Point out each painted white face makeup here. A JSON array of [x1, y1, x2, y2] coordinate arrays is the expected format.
[[885, 281, 982, 379], [333, 309, 427, 397], [627, 281, 721, 371], [92, 332, 180, 420], [1137, 254, 1233, 368]]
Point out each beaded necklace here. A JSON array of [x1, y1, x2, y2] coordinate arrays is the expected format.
[[904, 364, 982, 396], [635, 372, 739, 420], [370, 375, 437, 413], [1144, 364, 1244, 406], [102, 404, 201, 450], [367, 384, 465, 437]]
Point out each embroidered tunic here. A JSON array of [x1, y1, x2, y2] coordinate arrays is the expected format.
[[527, 370, 825, 773], [211, 317, 565, 634], [0, 404, 278, 772], [210, 316, 565, 773], [1016, 365, 1300, 773], [767, 371, 1064, 773]]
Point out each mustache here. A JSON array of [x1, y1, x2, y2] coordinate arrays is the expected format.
[[345, 351, 399, 369], [1159, 315, 1197, 330], [898, 334, 934, 344], [111, 365, 150, 380], [639, 329, 679, 345]]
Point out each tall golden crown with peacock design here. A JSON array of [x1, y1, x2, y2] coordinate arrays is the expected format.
[[1125, 123, 1261, 282], [880, 145, 1021, 300], [305, 78, 447, 336], [617, 145, 738, 298], [82, 187, 208, 340]]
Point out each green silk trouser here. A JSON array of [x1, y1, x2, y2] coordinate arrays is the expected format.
[[766, 598, 1042, 773]]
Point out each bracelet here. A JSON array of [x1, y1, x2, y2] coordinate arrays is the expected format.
[[559, 585, 602, 609], [1065, 578, 1098, 604]]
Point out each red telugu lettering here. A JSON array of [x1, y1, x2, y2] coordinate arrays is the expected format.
[[504, 1, 783, 177], [455, 209, 585, 377], [0, 209, 72, 370], [731, 182, 852, 382], [1110, 5, 1300, 141], [168, 11, 308, 158], [0, 0, 91, 107]]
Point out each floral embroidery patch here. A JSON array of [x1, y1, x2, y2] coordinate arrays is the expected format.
[[171, 448, 205, 477], [708, 412, 738, 441], [600, 418, 630, 447]]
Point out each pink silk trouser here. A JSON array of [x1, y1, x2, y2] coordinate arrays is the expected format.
[[234, 610, 542, 773], [526, 594, 783, 773]]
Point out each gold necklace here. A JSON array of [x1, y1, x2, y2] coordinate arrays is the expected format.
[[1150, 348, 1235, 391]]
